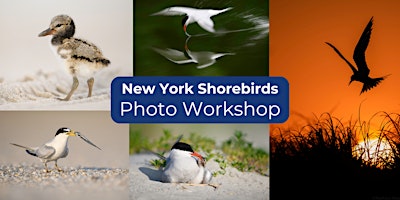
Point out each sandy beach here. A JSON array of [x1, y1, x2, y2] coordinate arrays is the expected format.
[[0, 65, 130, 110], [130, 153, 269, 200], [0, 164, 128, 200], [0, 111, 129, 199]]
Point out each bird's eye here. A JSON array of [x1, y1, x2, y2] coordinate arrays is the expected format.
[[55, 24, 63, 28]]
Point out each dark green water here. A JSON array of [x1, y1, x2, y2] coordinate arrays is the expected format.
[[134, 0, 269, 76]]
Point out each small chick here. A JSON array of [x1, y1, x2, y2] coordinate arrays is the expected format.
[[39, 14, 110, 101]]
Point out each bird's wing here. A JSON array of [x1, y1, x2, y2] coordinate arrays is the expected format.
[[196, 52, 235, 69], [211, 53, 236, 60], [325, 42, 358, 74], [152, 47, 195, 64], [353, 17, 373, 75], [196, 17, 215, 33], [151, 7, 194, 16], [61, 38, 110, 65], [197, 60, 216, 69], [35, 145, 56, 159], [208, 7, 233, 17]]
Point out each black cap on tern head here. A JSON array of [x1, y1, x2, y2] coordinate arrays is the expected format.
[[171, 142, 194, 152], [55, 127, 71, 136]]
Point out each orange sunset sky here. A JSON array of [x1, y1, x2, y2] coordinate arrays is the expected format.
[[270, 0, 400, 132]]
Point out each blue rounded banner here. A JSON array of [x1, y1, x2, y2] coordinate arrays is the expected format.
[[111, 76, 289, 123]]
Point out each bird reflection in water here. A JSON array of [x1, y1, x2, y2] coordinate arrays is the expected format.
[[152, 36, 235, 69]]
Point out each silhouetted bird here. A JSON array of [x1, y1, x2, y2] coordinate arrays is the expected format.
[[326, 17, 388, 94]]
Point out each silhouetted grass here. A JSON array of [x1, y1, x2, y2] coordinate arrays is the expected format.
[[271, 112, 400, 200]]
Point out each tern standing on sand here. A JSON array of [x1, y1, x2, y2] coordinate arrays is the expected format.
[[10, 127, 101, 172]]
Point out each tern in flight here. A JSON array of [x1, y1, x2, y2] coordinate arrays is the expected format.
[[151, 6, 233, 36], [325, 17, 388, 94]]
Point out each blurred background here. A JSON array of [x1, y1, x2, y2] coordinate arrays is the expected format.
[[134, 0, 268, 75], [130, 123, 269, 152]]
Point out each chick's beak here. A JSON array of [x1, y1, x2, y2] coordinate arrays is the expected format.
[[38, 28, 55, 37]]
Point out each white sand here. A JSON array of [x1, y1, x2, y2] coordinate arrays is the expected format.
[[0, 65, 131, 110], [0, 164, 128, 200], [130, 154, 269, 200]]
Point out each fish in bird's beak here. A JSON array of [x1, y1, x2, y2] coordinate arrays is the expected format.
[[76, 132, 102, 150], [38, 28, 56, 37]]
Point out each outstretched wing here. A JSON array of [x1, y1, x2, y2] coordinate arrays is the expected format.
[[353, 17, 373, 75], [152, 47, 195, 64], [325, 42, 357, 74], [151, 7, 195, 16], [196, 17, 215, 32]]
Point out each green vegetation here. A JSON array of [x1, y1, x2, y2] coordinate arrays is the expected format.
[[222, 131, 269, 175], [129, 129, 269, 176]]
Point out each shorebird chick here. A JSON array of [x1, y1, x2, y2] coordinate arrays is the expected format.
[[10, 127, 101, 173], [39, 14, 110, 101]]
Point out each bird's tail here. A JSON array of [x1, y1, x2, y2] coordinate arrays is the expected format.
[[361, 75, 389, 94], [143, 134, 184, 160], [144, 148, 167, 160], [10, 143, 31, 150], [10, 143, 37, 156]]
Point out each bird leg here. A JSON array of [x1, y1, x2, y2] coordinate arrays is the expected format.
[[44, 162, 50, 173], [59, 76, 79, 101], [87, 77, 94, 98], [55, 161, 63, 172]]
